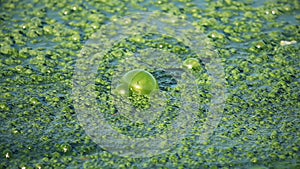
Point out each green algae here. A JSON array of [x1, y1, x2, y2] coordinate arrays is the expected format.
[[0, 0, 299, 168]]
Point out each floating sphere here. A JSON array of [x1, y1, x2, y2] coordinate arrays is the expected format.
[[183, 58, 201, 69], [114, 83, 130, 96], [120, 69, 159, 95]]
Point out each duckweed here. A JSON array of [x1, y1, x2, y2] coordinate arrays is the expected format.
[[0, 0, 299, 168]]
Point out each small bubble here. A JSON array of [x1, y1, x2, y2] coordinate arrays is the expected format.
[[183, 58, 201, 70]]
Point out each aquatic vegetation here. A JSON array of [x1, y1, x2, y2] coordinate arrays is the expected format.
[[0, 0, 299, 168]]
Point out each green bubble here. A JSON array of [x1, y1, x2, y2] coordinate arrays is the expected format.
[[183, 58, 201, 70], [120, 69, 159, 95], [114, 83, 130, 96]]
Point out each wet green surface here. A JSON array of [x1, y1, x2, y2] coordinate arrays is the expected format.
[[0, 0, 299, 168]]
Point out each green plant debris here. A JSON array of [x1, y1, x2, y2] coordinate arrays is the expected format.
[[0, 0, 299, 168]]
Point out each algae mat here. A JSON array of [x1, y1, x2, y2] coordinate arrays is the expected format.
[[0, 0, 299, 168]]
